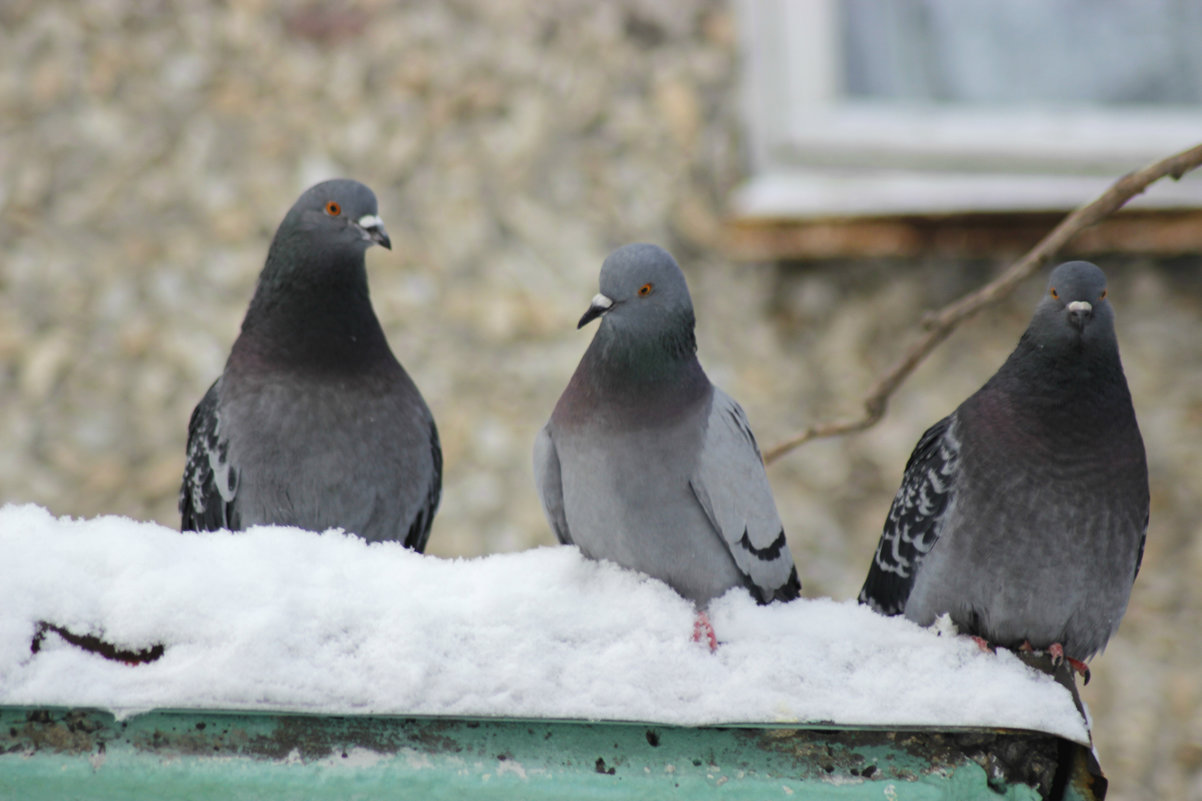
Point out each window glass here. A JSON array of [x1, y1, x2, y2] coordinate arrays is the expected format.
[[841, 0, 1202, 105]]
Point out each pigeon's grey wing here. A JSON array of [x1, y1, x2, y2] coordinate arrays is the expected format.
[[403, 419, 442, 553], [689, 389, 800, 604], [533, 424, 573, 545], [179, 378, 240, 532], [858, 413, 960, 615]]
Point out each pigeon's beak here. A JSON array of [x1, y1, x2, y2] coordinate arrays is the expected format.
[[1067, 300, 1092, 331], [357, 214, 392, 250], [577, 294, 614, 329]]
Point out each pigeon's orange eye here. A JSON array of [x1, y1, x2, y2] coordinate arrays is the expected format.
[[1050, 288, 1059, 299], [1100, 289, 1107, 300], [638, 283, 653, 297], [325, 201, 341, 216]]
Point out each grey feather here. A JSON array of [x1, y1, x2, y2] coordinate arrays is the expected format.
[[859, 261, 1148, 662], [534, 243, 800, 606], [532, 426, 571, 546], [179, 179, 441, 549], [689, 389, 797, 603]]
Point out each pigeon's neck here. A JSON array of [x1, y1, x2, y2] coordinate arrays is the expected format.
[[980, 331, 1134, 433], [556, 324, 709, 423], [232, 248, 397, 375], [589, 318, 701, 382]]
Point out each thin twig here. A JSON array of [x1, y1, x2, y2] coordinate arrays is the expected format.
[[764, 141, 1202, 466]]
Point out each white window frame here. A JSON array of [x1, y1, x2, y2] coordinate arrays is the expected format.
[[734, 0, 1202, 220]]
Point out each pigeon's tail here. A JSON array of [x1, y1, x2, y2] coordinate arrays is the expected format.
[[774, 566, 802, 603], [746, 565, 801, 605], [857, 568, 908, 616]]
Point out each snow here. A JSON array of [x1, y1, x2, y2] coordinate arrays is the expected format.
[[0, 504, 1087, 744]]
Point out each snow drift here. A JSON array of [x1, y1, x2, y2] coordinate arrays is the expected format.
[[0, 504, 1087, 743]]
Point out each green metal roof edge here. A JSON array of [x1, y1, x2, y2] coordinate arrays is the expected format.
[[1, 705, 1105, 800], [0, 703, 1089, 741]]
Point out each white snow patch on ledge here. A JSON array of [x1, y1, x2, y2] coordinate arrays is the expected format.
[[0, 504, 1087, 743]]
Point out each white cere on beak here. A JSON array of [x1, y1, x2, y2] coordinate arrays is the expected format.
[[357, 214, 384, 229], [591, 293, 614, 310], [1067, 300, 1092, 314]]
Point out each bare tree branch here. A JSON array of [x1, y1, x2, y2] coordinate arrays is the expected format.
[[763, 141, 1202, 466]]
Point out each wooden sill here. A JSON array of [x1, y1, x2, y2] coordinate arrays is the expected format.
[[723, 209, 1202, 262]]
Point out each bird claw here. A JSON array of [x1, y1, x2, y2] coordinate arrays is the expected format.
[[1023, 641, 1091, 684], [970, 635, 995, 653], [1066, 656, 1091, 685], [692, 611, 718, 653]]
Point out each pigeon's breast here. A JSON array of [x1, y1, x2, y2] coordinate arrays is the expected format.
[[907, 394, 1146, 659], [219, 366, 434, 541], [554, 388, 745, 605]]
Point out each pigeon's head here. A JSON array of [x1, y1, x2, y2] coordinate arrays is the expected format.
[[281, 179, 391, 253], [577, 244, 695, 338], [1031, 260, 1115, 347]]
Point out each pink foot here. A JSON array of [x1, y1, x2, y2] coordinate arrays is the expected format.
[[970, 635, 994, 653], [692, 611, 718, 653], [1066, 657, 1090, 678], [1033, 642, 1092, 684], [1046, 643, 1091, 682]]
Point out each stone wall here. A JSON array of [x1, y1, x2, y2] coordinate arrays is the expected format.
[[1, 3, 1199, 798]]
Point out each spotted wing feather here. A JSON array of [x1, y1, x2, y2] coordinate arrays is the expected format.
[[858, 413, 960, 615], [179, 379, 239, 532]]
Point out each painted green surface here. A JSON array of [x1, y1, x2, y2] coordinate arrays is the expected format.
[[0, 707, 1102, 800]]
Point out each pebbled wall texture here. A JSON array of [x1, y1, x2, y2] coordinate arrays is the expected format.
[[1, 3, 1199, 799]]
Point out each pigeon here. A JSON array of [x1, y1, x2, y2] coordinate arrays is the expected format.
[[534, 243, 801, 639], [180, 179, 441, 549], [858, 261, 1148, 674]]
